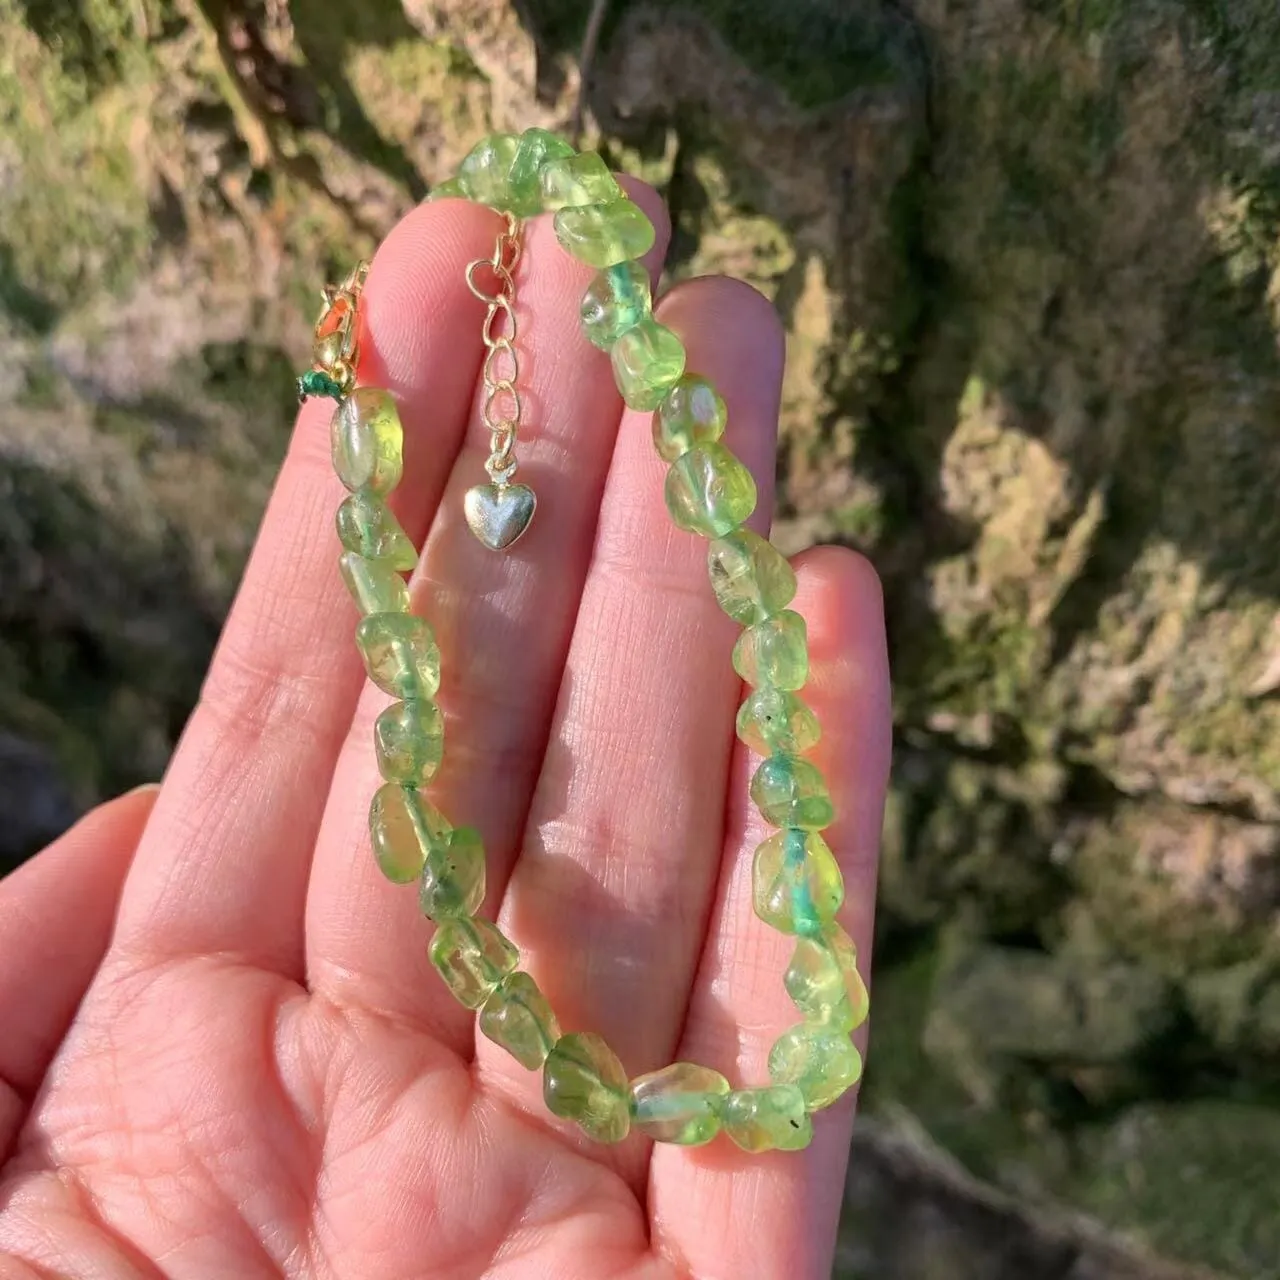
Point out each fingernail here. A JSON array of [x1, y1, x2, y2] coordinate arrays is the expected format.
[[123, 782, 162, 799]]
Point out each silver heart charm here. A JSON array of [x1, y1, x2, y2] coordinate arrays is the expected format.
[[463, 482, 536, 551]]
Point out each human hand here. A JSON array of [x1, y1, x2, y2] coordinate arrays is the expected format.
[[0, 180, 891, 1279]]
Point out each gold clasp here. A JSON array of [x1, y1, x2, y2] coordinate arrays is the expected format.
[[303, 261, 370, 401]]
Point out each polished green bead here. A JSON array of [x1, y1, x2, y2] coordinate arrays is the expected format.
[[720, 1085, 813, 1153], [368, 782, 450, 883], [429, 916, 518, 1009], [374, 698, 444, 787], [768, 1024, 863, 1110], [355, 613, 441, 699], [331, 388, 403, 495], [479, 971, 562, 1070], [540, 151, 622, 211], [611, 315, 686, 411], [750, 754, 834, 829], [665, 442, 758, 538], [339, 551, 409, 615], [707, 529, 796, 624], [555, 198, 655, 268], [653, 374, 727, 462], [543, 1032, 630, 1143], [419, 826, 486, 920], [732, 609, 808, 690], [425, 176, 465, 202], [580, 261, 651, 351], [736, 686, 821, 757], [457, 132, 520, 208], [785, 922, 869, 1033], [629, 1062, 730, 1146], [507, 127, 575, 215], [753, 828, 844, 936], [336, 491, 417, 571]]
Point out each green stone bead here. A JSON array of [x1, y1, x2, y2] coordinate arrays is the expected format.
[[456, 132, 520, 208], [611, 315, 686, 411], [543, 1032, 630, 1143], [736, 686, 821, 757], [555, 198, 655, 268], [479, 971, 562, 1070], [429, 916, 518, 1009], [339, 551, 409, 616], [331, 388, 404, 495], [355, 613, 441, 699], [750, 754, 835, 829], [707, 529, 796, 624], [665, 442, 758, 538], [629, 1062, 729, 1146], [580, 261, 651, 351], [419, 825, 486, 920], [785, 922, 869, 1033], [425, 176, 465, 202], [368, 782, 450, 883], [653, 374, 727, 462], [720, 1085, 813, 1153], [540, 151, 622, 211], [507, 127, 575, 215], [768, 1024, 863, 1110], [336, 492, 417, 571], [753, 828, 844, 936], [373, 698, 444, 787], [732, 609, 808, 690]]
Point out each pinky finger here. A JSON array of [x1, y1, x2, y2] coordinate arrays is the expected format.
[[646, 546, 891, 1279]]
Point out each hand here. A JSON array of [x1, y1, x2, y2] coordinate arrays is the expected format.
[[0, 181, 891, 1279]]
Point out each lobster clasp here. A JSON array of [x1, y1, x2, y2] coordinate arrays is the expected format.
[[299, 261, 370, 402]]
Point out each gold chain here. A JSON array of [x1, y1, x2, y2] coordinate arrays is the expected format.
[[465, 213, 525, 487]]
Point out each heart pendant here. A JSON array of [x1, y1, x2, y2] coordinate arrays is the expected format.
[[463, 482, 536, 551]]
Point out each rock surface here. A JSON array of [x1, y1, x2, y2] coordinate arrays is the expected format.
[[2, 1, 1278, 1275]]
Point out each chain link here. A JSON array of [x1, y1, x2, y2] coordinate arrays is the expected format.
[[466, 213, 525, 486]]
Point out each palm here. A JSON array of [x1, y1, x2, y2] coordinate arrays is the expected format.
[[0, 183, 890, 1280]]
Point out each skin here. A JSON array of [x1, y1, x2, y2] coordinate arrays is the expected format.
[[0, 180, 891, 1280]]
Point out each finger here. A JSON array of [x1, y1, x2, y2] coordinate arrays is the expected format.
[[0, 786, 158, 1156], [647, 547, 891, 1279], [484, 277, 785, 1115], [305, 182, 672, 1039], [111, 200, 500, 977]]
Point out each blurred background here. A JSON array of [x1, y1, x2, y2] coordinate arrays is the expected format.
[[2, 0, 1279, 1276]]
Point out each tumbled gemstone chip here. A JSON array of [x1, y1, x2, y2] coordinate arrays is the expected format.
[[753, 828, 844, 935], [457, 132, 521, 209], [506, 127, 575, 215], [332, 388, 404, 495], [555, 199, 655, 268], [767, 1025, 862, 1110], [374, 698, 444, 787], [629, 1062, 730, 1145], [611, 315, 687, 411], [425, 176, 465, 202], [580, 261, 651, 351], [707, 529, 796, 624], [339, 551, 409, 616], [653, 374, 727, 462], [368, 782, 450, 883], [665, 442, 758, 538], [785, 922, 868, 1033], [336, 492, 417, 571], [750, 754, 834, 829], [732, 610, 808, 690], [429, 917, 519, 1008], [541, 151, 622, 211], [736, 686, 821, 757], [355, 613, 441, 699], [419, 826, 486, 920], [720, 1085, 813, 1153], [543, 1032, 631, 1143], [480, 971, 562, 1070]]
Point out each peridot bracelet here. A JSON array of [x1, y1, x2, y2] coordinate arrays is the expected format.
[[298, 129, 868, 1154]]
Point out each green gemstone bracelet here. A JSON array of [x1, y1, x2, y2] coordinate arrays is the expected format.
[[298, 128, 868, 1154]]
